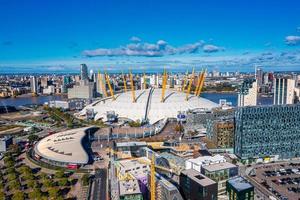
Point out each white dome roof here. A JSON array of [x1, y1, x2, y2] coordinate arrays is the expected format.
[[81, 88, 218, 124]]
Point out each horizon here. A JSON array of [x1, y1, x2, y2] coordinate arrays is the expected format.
[[1, 0, 300, 73]]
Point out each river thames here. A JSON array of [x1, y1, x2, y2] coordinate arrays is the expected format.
[[0, 92, 273, 108]]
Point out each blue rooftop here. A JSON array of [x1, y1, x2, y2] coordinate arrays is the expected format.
[[228, 176, 253, 192]]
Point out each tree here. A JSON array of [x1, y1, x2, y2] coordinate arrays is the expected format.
[[81, 174, 90, 186], [55, 169, 65, 179], [28, 188, 42, 199], [48, 187, 59, 199], [7, 173, 17, 181], [0, 190, 4, 200], [28, 134, 39, 143], [58, 178, 68, 187], [42, 179, 53, 188], [9, 180, 21, 191], [27, 179, 39, 188], [12, 190, 25, 200]]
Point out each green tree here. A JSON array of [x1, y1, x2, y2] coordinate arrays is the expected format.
[[7, 173, 17, 181], [48, 187, 59, 199], [28, 188, 42, 199], [58, 178, 68, 187], [28, 134, 39, 143], [0, 190, 4, 200], [81, 174, 90, 186], [42, 179, 53, 188], [55, 169, 65, 179], [12, 190, 25, 200], [9, 180, 21, 191]]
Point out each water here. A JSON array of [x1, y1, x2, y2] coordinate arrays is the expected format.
[[0, 93, 272, 108], [201, 93, 273, 106], [0, 95, 64, 107]]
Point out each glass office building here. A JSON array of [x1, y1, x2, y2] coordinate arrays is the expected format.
[[234, 104, 300, 160]]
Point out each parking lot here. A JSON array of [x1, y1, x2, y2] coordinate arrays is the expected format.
[[251, 162, 300, 200]]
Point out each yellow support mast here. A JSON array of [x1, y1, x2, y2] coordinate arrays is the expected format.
[[150, 154, 156, 200], [98, 70, 108, 97], [105, 73, 115, 100], [182, 69, 188, 92], [161, 69, 168, 102], [186, 68, 195, 101], [143, 72, 147, 90], [122, 72, 127, 93], [130, 70, 136, 103], [197, 68, 207, 97], [194, 69, 203, 95]]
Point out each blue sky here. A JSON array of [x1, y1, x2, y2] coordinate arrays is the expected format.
[[0, 0, 300, 73]]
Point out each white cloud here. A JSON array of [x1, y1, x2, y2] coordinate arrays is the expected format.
[[285, 35, 300, 46], [203, 44, 224, 53], [130, 36, 141, 43], [82, 38, 220, 57]]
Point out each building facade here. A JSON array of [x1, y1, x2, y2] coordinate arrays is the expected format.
[[206, 117, 234, 148], [274, 77, 295, 105], [0, 136, 13, 152], [30, 76, 38, 94], [180, 169, 217, 200], [68, 81, 95, 99], [227, 176, 254, 200], [237, 79, 257, 107], [80, 64, 89, 81], [234, 104, 300, 160]]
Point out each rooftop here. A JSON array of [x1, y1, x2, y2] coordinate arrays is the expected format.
[[181, 169, 216, 186], [81, 88, 218, 124], [187, 154, 226, 166], [119, 179, 142, 196], [34, 127, 93, 164], [228, 176, 253, 192], [116, 141, 147, 148], [202, 162, 237, 172]]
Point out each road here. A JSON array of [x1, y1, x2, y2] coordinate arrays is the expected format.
[[92, 169, 107, 200]]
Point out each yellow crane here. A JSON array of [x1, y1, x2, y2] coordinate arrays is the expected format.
[[186, 68, 195, 101], [105, 73, 115, 100], [150, 154, 156, 200], [130, 70, 136, 103], [197, 68, 206, 97], [161, 69, 168, 102], [122, 72, 127, 93], [98, 71, 108, 97]]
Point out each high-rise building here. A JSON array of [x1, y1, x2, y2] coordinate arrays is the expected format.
[[255, 67, 263, 88], [30, 76, 38, 94], [96, 72, 107, 97], [40, 77, 48, 88], [273, 77, 295, 105], [263, 73, 269, 85], [206, 117, 234, 148], [237, 79, 257, 107], [80, 64, 89, 80], [180, 169, 217, 200], [227, 176, 254, 200], [234, 104, 300, 160], [67, 81, 94, 99]]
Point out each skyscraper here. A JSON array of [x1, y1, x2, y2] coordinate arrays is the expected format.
[[80, 64, 89, 81], [255, 67, 263, 89], [30, 76, 38, 94], [273, 77, 295, 105], [237, 79, 257, 107]]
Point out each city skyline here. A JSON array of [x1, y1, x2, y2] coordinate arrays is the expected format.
[[0, 0, 300, 73]]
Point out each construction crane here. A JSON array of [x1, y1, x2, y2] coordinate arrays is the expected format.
[[150, 154, 156, 200], [161, 69, 168, 102], [196, 68, 206, 97], [105, 73, 115, 100], [129, 70, 136, 103], [122, 72, 127, 92], [186, 68, 195, 101], [98, 71, 108, 97], [182, 69, 188, 92]]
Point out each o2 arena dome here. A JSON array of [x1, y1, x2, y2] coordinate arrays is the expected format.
[[80, 88, 218, 124]]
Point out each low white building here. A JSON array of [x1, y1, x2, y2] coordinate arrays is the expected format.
[[185, 155, 226, 172], [43, 85, 55, 95]]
